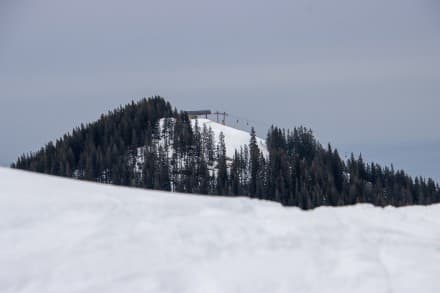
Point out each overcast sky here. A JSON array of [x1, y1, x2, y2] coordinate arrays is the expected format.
[[1, 0, 439, 181]]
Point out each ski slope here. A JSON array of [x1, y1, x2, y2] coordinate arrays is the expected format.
[[191, 118, 268, 158], [1, 167, 439, 293]]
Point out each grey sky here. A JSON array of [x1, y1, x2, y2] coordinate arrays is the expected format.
[[1, 0, 439, 181]]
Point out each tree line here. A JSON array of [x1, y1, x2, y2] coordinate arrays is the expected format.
[[12, 96, 440, 209]]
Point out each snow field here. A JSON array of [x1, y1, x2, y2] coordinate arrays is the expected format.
[[0, 167, 439, 293]]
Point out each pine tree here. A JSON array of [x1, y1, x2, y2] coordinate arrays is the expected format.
[[231, 150, 241, 195], [216, 132, 228, 195], [249, 127, 260, 196]]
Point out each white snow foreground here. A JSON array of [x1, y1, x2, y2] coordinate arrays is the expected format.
[[1, 168, 439, 293]]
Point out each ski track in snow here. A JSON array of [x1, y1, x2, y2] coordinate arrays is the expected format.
[[1, 167, 440, 293]]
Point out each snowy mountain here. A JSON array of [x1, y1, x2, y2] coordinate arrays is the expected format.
[[190, 118, 268, 158], [12, 97, 440, 209], [152, 117, 267, 159], [133, 117, 266, 178], [1, 167, 439, 293]]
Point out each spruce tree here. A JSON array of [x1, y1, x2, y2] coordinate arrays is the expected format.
[[216, 132, 228, 195], [249, 127, 260, 196]]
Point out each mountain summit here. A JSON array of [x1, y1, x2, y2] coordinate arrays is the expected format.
[[12, 96, 440, 209]]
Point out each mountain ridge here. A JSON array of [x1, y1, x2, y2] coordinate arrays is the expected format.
[[12, 96, 440, 209]]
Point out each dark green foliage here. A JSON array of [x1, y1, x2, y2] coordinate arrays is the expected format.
[[226, 125, 440, 209], [12, 97, 440, 209], [249, 127, 260, 197], [13, 96, 174, 185], [216, 132, 228, 195], [248, 126, 440, 209]]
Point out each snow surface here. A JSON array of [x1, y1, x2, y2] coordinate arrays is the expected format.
[[1, 167, 440, 293], [191, 118, 268, 158]]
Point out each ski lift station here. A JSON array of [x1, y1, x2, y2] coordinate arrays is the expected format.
[[184, 110, 212, 119], [185, 109, 262, 129]]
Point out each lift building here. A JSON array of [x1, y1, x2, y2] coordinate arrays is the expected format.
[[184, 110, 212, 119]]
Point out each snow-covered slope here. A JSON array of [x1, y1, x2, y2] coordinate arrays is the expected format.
[[191, 118, 268, 158], [1, 167, 440, 293]]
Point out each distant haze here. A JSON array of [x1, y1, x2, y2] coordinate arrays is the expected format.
[[1, 0, 439, 181]]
